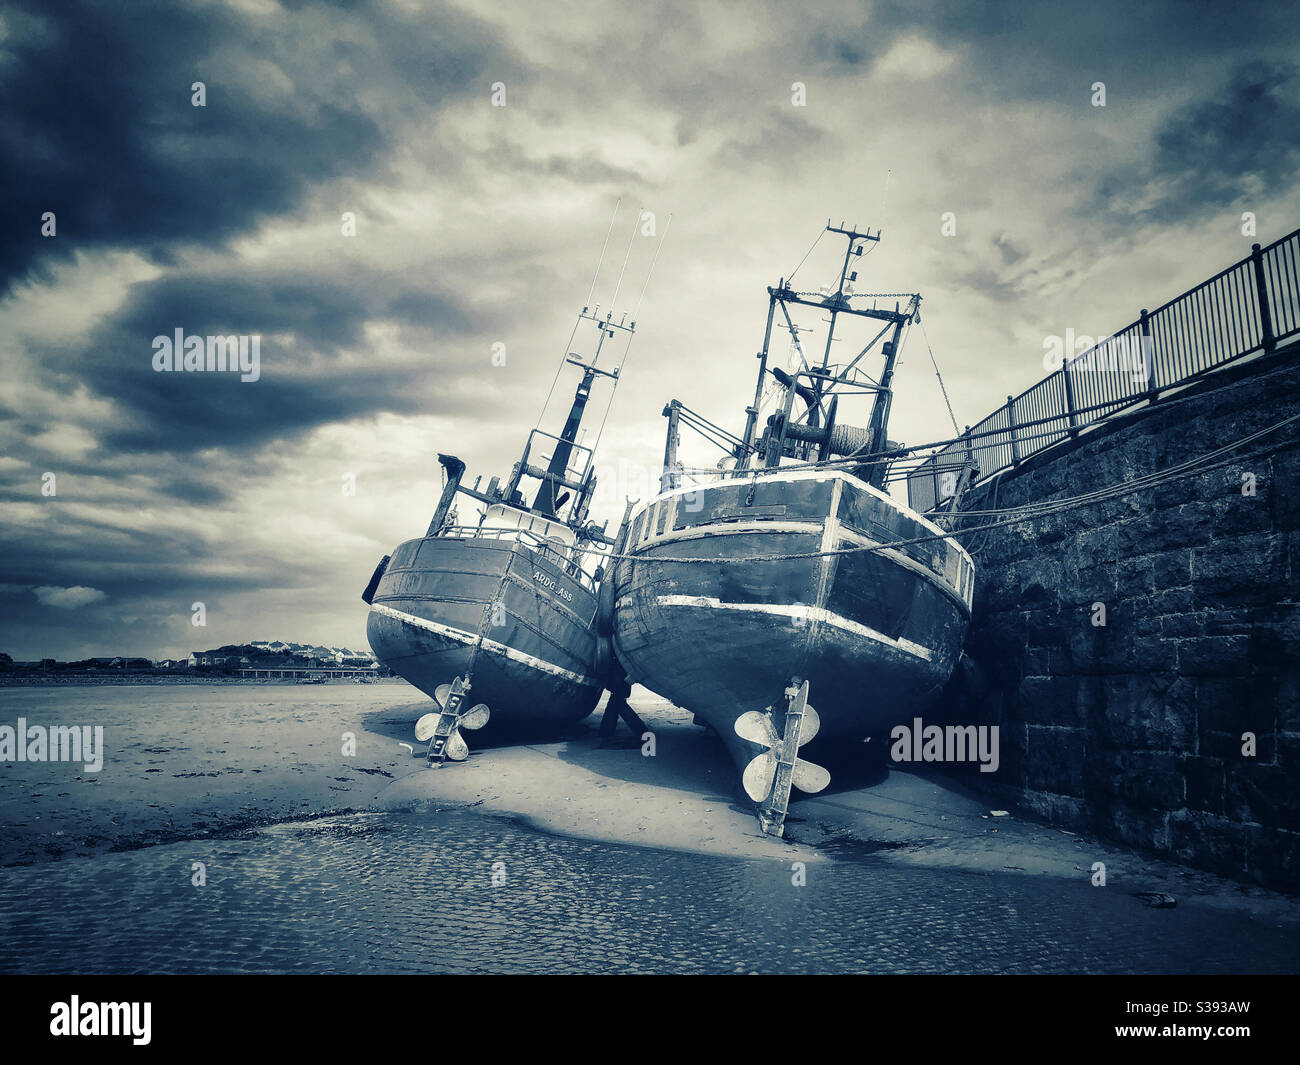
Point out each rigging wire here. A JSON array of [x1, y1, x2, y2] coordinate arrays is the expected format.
[[590, 214, 673, 458], [786, 227, 824, 285], [919, 316, 961, 437], [585, 198, 622, 308], [564, 409, 1299, 564], [537, 200, 622, 430], [607, 207, 642, 314]]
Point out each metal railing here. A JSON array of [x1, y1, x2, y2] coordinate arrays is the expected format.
[[906, 230, 1300, 513], [440, 524, 602, 592]]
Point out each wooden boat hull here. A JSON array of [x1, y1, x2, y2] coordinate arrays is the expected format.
[[611, 469, 973, 778], [366, 536, 603, 727]]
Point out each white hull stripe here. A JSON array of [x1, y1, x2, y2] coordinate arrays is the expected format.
[[632, 520, 971, 613], [631, 466, 972, 566], [651, 594, 934, 661], [370, 603, 601, 686]]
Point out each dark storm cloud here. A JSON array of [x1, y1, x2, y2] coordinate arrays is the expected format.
[[1090, 62, 1300, 228], [1145, 62, 1300, 218], [873, 0, 1293, 95], [4, 0, 1298, 664], [10, 265, 490, 454], [0, 0, 505, 292]]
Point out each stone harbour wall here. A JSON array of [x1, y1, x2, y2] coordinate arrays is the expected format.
[[935, 345, 1300, 890]]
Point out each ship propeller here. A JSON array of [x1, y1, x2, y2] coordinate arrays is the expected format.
[[414, 682, 491, 763], [735, 704, 830, 802]]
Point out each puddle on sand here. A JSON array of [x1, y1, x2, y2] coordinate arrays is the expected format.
[[810, 835, 914, 859]]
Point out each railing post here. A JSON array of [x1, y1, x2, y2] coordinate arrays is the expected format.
[[1006, 395, 1021, 466], [1251, 243, 1276, 354], [1061, 364, 1079, 437], [1140, 308, 1158, 404]]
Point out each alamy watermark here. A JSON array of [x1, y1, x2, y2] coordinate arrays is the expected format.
[[0, 718, 104, 772], [1042, 328, 1152, 384], [152, 329, 260, 382], [890, 717, 999, 773], [50, 997, 150, 1045]]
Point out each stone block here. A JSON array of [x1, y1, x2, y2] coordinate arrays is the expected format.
[[1269, 449, 1300, 531], [1018, 675, 1079, 727], [1248, 604, 1300, 664], [1192, 532, 1284, 605], [1195, 676, 1275, 736], [1200, 729, 1274, 763], [1245, 825, 1300, 890], [1151, 548, 1192, 588], [1085, 750, 1184, 810], [1023, 725, 1085, 796], [1159, 613, 1201, 638], [1226, 763, 1300, 832], [1096, 674, 1196, 750], [1185, 757, 1225, 815], [1099, 805, 1173, 852], [1169, 811, 1248, 877], [1177, 635, 1250, 676]]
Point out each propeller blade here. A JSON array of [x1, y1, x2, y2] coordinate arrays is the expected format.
[[445, 729, 469, 762], [414, 712, 440, 742], [742, 751, 777, 802], [735, 710, 778, 748], [791, 758, 831, 794], [461, 704, 491, 730], [434, 683, 451, 708], [797, 704, 820, 745]]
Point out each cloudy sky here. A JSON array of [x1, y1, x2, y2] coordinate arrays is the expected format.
[[2, 0, 1298, 661]]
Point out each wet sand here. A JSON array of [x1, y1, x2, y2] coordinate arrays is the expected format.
[[1, 681, 1297, 931], [0, 682, 425, 864]]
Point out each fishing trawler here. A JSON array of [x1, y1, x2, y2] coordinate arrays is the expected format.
[[364, 205, 667, 762], [609, 223, 974, 834]]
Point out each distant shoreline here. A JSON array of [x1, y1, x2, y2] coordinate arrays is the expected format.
[[0, 675, 402, 687]]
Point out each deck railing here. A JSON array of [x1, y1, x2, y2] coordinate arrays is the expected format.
[[905, 230, 1300, 513], [441, 524, 601, 592]]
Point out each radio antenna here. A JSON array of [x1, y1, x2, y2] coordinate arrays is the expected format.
[[590, 213, 671, 456], [608, 206, 641, 311], [631, 212, 672, 318], [585, 198, 621, 308]]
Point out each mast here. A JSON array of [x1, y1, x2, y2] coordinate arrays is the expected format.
[[739, 287, 780, 466], [745, 222, 917, 486], [511, 308, 626, 522], [532, 366, 596, 517]]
